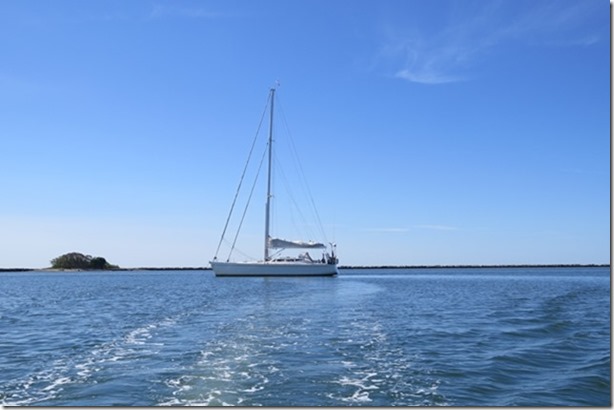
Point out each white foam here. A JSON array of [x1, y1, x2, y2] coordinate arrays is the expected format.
[[339, 375, 380, 391], [243, 385, 264, 393], [41, 376, 71, 392], [2, 315, 182, 406], [347, 390, 372, 402]]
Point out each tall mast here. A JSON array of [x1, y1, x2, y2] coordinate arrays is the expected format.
[[264, 87, 275, 261]]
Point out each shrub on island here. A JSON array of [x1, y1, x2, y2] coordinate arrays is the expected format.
[[50, 252, 119, 270]]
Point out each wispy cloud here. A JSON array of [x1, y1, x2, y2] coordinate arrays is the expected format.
[[414, 224, 459, 231], [361, 228, 410, 233], [148, 5, 222, 20], [381, 0, 603, 85], [360, 225, 459, 233], [395, 69, 464, 85], [496, 0, 601, 43]]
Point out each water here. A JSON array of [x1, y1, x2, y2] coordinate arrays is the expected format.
[[0, 267, 609, 406]]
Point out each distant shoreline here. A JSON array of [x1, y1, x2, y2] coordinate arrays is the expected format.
[[0, 264, 609, 273], [339, 263, 611, 270]]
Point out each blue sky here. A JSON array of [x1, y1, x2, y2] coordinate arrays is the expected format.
[[0, 0, 609, 268]]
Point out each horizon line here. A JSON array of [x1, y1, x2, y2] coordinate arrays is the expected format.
[[1, 263, 609, 272]]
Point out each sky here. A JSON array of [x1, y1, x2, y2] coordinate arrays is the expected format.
[[0, 0, 610, 268]]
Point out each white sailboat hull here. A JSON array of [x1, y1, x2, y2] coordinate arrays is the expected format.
[[210, 261, 338, 277]]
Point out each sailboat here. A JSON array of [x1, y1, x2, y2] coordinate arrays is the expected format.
[[210, 87, 338, 277]]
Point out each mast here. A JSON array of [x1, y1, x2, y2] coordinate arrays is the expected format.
[[264, 87, 275, 261]]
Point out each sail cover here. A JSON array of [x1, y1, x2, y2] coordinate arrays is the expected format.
[[269, 237, 326, 249]]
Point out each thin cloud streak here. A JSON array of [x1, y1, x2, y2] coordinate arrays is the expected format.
[[414, 224, 459, 231], [360, 225, 459, 233], [148, 5, 222, 20], [361, 228, 410, 233], [395, 68, 464, 85], [384, 0, 603, 85]]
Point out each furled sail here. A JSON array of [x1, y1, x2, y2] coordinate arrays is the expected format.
[[269, 237, 326, 249]]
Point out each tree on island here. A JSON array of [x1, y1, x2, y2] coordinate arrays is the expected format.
[[50, 252, 119, 270]]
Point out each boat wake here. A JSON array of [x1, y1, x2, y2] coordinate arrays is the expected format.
[[160, 282, 448, 406], [0, 315, 180, 406]]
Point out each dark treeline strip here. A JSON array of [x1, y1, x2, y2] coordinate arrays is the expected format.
[[1, 264, 609, 272], [339, 264, 610, 269]]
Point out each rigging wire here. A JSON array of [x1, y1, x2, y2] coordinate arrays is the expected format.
[[276, 95, 329, 243], [215, 87, 331, 263], [227, 141, 269, 262], [213, 93, 270, 260], [274, 155, 316, 241], [220, 238, 256, 261]]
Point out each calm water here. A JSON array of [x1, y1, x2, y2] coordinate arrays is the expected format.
[[0, 267, 610, 406]]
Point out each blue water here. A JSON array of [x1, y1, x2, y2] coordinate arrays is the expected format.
[[0, 267, 610, 406]]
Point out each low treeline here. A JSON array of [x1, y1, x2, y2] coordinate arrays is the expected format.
[[339, 264, 609, 269], [50, 252, 119, 270]]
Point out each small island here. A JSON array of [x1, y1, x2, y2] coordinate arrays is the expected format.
[[50, 252, 119, 270]]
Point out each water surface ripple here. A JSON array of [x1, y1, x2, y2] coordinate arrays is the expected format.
[[0, 267, 609, 406]]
